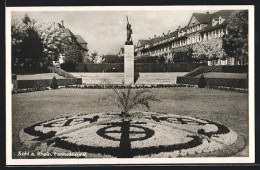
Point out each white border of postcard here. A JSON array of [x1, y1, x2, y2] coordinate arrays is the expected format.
[[6, 5, 255, 165]]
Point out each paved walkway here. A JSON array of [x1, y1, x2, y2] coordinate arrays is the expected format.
[[70, 72, 188, 85]]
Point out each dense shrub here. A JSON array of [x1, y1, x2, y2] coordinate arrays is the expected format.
[[172, 48, 193, 63], [83, 63, 124, 72], [185, 65, 248, 77], [73, 63, 204, 72], [15, 78, 82, 89], [135, 55, 159, 63], [12, 74, 17, 80], [75, 63, 86, 72], [177, 76, 248, 88], [185, 66, 223, 77], [103, 55, 124, 63], [135, 63, 205, 72], [12, 66, 48, 75], [198, 74, 207, 88], [50, 76, 58, 89], [222, 65, 248, 73], [60, 62, 77, 72]]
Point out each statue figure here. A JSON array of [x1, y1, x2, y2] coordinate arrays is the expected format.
[[125, 15, 133, 45]]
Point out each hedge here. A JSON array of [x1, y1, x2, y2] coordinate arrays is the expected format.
[[12, 66, 48, 75], [14, 78, 82, 89], [185, 65, 248, 77], [75, 63, 205, 72], [176, 76, 248, 88], [135, 63, 205, 72], [77, 63, 124, 72]]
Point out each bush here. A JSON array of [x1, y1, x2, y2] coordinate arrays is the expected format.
[[198, 74, 207, 88], [50, 77, 58, 89], [222, 65, 248, 73], [185, 65, 248, 77], [177, 76, 248, 88], [60, 62, 77, 72]]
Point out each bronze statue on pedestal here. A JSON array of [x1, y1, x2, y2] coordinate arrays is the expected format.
[[125, 15, 133, 45]]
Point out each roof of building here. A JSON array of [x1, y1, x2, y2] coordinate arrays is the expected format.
[[200, 20, 228, 33], [62, 28, 77, 39], [193, 13, 213, 24], [211, 10, 233, 19], [138, 39, 150, 47], [194, 10, 233, 24], [75, 35, 88, 44]]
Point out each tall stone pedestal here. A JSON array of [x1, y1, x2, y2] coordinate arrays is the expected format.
[[124, 45, 134, 85]]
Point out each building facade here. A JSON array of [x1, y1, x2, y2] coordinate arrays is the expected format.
[[135, 10, 239, 65], [56, 21, 89, 65]]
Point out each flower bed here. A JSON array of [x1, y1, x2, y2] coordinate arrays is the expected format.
[[64, 84, 197, 89], [19, 112, 245, 158]]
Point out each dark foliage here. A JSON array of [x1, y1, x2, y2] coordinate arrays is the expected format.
[[60, 62, 77, 72], [63, 119, 74, 127], [198, 74, 207, 88], [24, 122, 56, 141], [177, 76, 248, 88], [102, 55, 124, 63], [197, 121, 230, 138], [222, 10, 248, 63], [172, 48, 194, 63], [186, 65, 248, 77], [50, 76, 58, 89]]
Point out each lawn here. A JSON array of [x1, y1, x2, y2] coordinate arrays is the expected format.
[[12, 88, 249, 157]]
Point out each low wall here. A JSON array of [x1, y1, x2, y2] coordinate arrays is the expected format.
[[14, 78, 82, 89], [13, 67, 82, 89], [75, 63, 205, 72], [176, 76, 248, 88]]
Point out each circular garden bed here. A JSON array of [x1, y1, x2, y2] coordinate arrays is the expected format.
[[19, 112, 245, 158]]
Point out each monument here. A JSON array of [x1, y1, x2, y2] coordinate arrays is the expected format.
[[124, 15, 134, 85]]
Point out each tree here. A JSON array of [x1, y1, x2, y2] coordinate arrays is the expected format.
[[11, 18, 28, 67], [32, 21, 67, 67], [172, 48, 193, 63], [222, 10, 248, 64], [12, 15, 67, 69], [193, 38, 226, 65], [50, 76, 58, 89], [20, 27, 43, 67], [19, 15, 44, 68], [63, 44, 84, 64], [198, 74, 207, 88], [22, 14, 31, 25]]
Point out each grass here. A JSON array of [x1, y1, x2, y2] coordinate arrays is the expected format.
[[196, 72, 247, 79], [12, 88, 249, 157]]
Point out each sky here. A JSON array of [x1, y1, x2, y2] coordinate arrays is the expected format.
[[11, 9, 217, 55]]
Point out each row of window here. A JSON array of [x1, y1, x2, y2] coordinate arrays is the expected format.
[[138, 28, 226, 57], [187, 24, 201, 34]]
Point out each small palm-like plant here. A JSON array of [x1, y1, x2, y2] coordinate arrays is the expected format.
[[110, 86, 161, 120]]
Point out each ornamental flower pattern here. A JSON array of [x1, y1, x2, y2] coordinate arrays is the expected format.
[[192, 38, 227, 61]]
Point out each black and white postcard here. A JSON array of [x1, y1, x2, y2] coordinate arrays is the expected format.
[[6, 5, 255, 165]]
